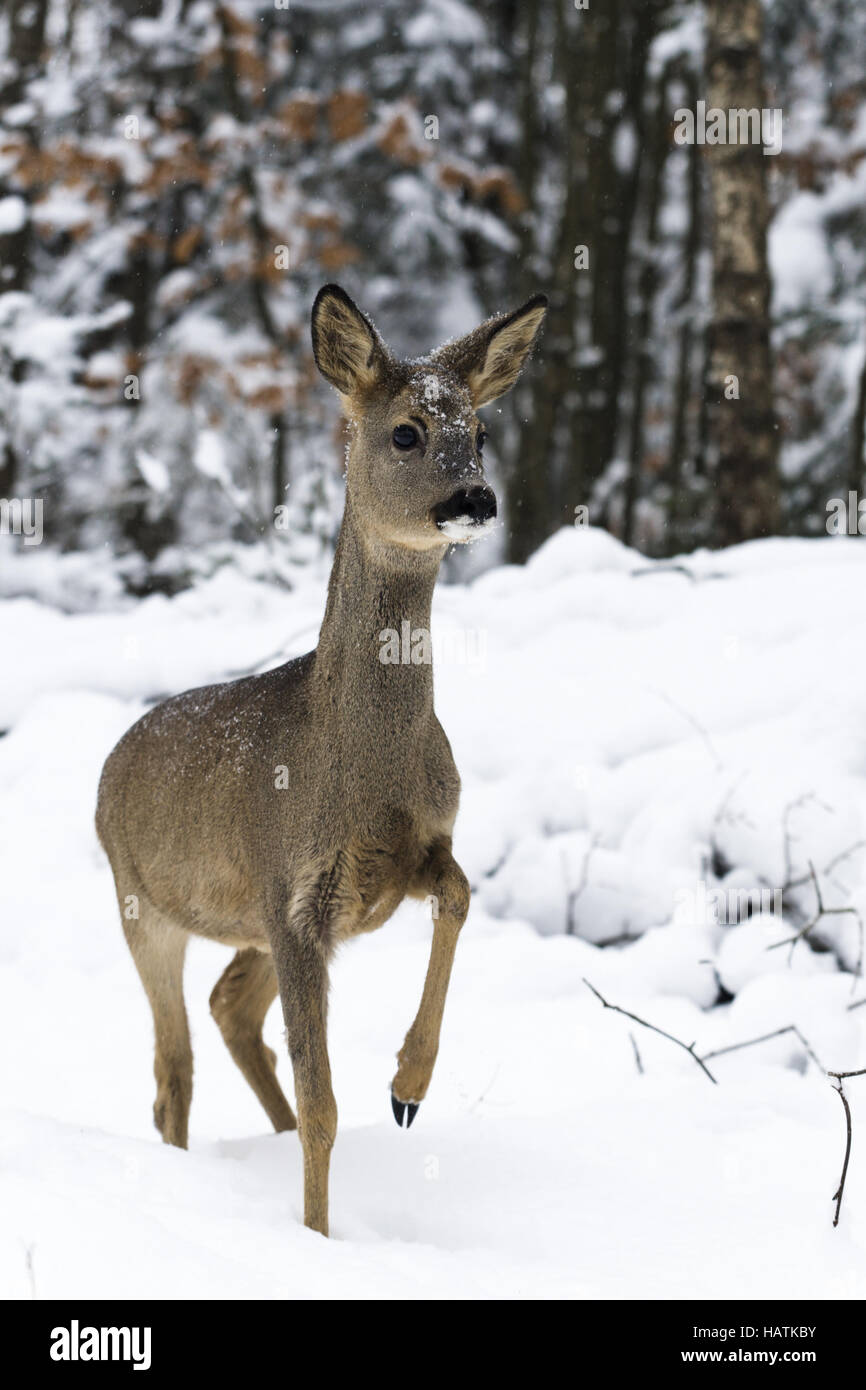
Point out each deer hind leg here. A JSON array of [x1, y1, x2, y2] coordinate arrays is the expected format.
[[210, 948, 297, 1134], [122, 905, 193, 1149], [391, 843, 470, 1126]]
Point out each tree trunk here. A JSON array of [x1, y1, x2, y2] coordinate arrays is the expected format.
[[667, 68, 703, 551], [847, 337, 866, 501], [0, 0, 49, 496], [623, 63, 672, 546], [501, 0, 574, 564], [503, 0, 663, 562], [272, 412, 289, 518], [704, 0, 779, 546]]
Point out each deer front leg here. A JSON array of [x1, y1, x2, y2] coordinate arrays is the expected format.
[[271, 928, 337, 1236], [392, 844, 470, 1127]]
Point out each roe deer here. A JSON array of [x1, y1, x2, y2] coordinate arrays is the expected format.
[[96, 284, 547, 1235]]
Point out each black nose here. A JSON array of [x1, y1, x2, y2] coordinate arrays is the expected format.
[[434, 485, 497, 527]]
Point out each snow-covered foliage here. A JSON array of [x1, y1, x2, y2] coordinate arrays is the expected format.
[[4, 1, 866, 573], [0, 0, 527, 566]]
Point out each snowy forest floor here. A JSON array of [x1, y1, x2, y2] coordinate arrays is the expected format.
[[2, 527, 866, 1299]]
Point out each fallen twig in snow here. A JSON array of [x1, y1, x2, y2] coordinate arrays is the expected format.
[[629, 1032, 644, 1075], [582, 979, 718, 1084], [630, 563, 698, 583], [593, 929, 647, 947], [468, 1064, 502, 1114], [629, 563, 728, 583], [702, 1024, 824, 1074], [584, 980, 825, 1082]]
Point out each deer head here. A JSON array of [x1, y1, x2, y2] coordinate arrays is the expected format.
[[311, 284, 548, 552]]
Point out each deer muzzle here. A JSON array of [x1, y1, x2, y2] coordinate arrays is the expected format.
[[432, 486, 497, 541]]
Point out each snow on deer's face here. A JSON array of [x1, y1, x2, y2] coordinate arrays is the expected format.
[[344, 366, 496, 550], [311, 284, 546, 551]]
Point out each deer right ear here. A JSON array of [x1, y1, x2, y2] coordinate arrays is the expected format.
[[430, 293, 548, 408], [311, 284, 388, 401]]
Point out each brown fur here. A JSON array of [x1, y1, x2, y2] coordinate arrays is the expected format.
[[96, 283, 547, 1235]]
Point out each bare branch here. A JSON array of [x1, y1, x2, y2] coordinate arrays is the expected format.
[[826, 1069, 866, 1227], [823, 838, 866, 885], [643, 685, 722, 772], [583, 979, 717, 1084], [830, 1079, 852, 1229], [779, 794, 818, 892], [469, 1063, 502, 1114], [703, 1024, 824, 1074], [563, 835, 597, 936], [768, 860, 864, 987], [708, 777, 756, 881], [630, 563, 698, 583]]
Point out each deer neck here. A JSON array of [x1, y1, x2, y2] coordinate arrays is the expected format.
[[314, 492, 444, 742]]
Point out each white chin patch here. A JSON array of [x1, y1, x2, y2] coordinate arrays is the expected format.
[[437, 515, 497, 544]]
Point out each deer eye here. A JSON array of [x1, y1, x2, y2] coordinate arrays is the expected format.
[[476, 427, 488, 452], [392, 424, 419, 449]]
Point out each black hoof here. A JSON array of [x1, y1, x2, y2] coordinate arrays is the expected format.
[[391, 1094, 420, 1128]]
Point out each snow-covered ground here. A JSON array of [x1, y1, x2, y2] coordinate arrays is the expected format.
[[3, 527, 866, 1299]]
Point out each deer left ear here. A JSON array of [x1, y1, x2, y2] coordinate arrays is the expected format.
[[311, 283, 389, 402], [432, 293, 548, 408]]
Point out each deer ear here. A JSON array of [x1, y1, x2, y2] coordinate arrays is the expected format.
[[311, 284, 388, 399], [432, 293, 548, 408]]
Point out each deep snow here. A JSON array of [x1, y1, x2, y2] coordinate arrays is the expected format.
[[2, 527, 866, 1299]]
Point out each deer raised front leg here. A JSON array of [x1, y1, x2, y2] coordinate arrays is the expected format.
[[391, 844, 470, 1126]]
